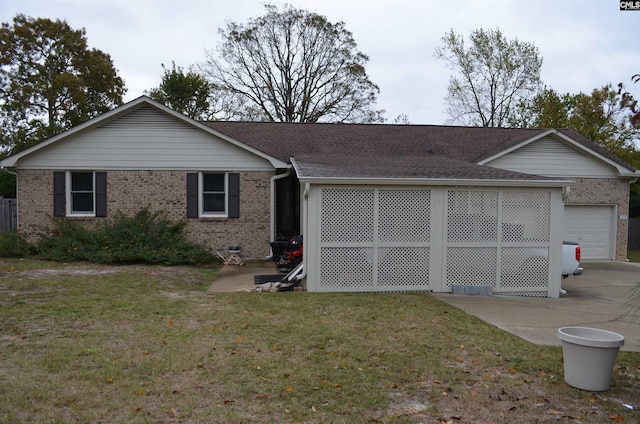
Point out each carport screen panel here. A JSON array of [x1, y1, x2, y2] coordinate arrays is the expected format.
[[317, 187, 553, 294], [319, 188, 431, 291]]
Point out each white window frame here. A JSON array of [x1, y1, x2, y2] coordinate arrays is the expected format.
[[66, 171, 96, 217], [199, 172, 228, 217]]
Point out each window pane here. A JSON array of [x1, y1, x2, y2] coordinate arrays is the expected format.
[[203, 174, 225, 192], [72, 193, 94, 212], [71, 173, 93, 191], [203, 193, 225, 213]]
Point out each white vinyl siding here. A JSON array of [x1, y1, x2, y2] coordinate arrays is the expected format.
[[564, 205, 615, 260], [485, 137, 618, 178], [16, 106, 274, 171]]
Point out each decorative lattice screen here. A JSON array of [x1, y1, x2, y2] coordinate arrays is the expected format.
[[445, 189, 552, 296], [317, 187, 553, 296], [319, 188, 431, 291]]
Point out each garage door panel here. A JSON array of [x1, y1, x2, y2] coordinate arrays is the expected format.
[[564, 206, 613, 260]]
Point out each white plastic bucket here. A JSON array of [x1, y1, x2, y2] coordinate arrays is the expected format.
[[558, 326, 624, 391]]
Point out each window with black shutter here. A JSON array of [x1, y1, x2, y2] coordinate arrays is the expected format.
[[186, 172, 240, 218]]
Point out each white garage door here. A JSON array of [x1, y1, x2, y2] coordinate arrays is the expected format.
[[564, 206, 614, 260]]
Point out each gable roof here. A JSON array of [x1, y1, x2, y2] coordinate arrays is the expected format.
[[0, 96, 288, 169], [2, 96, 636, 183], [204, 121, 545, 163], [203, 122, 638, 179], [205, 121, 639, 182]]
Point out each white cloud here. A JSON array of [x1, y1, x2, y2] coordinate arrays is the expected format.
[[1, 0, 639, 124]]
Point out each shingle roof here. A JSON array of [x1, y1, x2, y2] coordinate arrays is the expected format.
[[199, 121, 636, 180], [203, 121, 546, 163], [291, 153, 554, 181]]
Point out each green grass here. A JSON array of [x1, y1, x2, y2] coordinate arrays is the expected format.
[[0, 259, 638, 423], [628, 250, 640, 263]]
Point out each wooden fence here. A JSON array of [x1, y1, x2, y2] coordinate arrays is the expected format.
[[0, 198, 17, 233], [629, 217, 640, 250]]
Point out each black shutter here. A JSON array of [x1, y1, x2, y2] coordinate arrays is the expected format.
[[95, 172, 107, 217], [53, 171, 66, 217], [228, 173, 240, 218], [186, 173, 198, 218]]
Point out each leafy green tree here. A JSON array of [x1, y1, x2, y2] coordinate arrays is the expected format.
[[201, 4, 384, 123], [513, 85, 640, 167], [147, 62, 214, 120], [0, 15, 126, 156], [434, 28, 543, 127]]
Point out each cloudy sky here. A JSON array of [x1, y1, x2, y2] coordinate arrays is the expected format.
[[2, 0, 639, 124]]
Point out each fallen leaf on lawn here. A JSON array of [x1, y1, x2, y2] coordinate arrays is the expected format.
[[137, 389, 145, 396], [285, 386, 293, 392], [610, 414, 625, 422], [106, 377, 114, 384], [168, 407, 177, 417], [168, 320, 175, 326]]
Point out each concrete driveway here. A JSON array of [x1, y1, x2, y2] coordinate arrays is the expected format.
[[432, 262, 640, 352]]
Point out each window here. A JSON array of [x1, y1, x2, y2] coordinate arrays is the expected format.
[[201, 173, 226, 215], [186, 172, 239, 219], [53, 171, 107, 218], [70, 172, 95, 214]]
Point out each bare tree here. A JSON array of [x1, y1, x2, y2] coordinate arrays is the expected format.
[[200, 4, 384, 123], [434, 28, 542, 127]]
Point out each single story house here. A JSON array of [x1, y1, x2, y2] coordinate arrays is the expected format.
[[2, 96, 637, 297]]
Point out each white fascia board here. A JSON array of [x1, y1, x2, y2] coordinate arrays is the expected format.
[[296, 176, 573, 188], [476, 129, 636, 176], [0, 96, 289, 170]]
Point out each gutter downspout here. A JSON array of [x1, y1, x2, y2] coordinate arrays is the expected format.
[[296, 183, 310, 281], [266, 169, 291, 259]]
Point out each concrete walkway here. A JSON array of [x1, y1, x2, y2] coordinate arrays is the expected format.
[[207, 259, 284, 293], [208, 260, 640, 352]]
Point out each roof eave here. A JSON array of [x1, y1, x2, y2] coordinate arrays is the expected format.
[[295, 176, 573, 188]]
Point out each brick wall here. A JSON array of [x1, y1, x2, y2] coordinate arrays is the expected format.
[[17, 169, 275, 258], [565, 177, 630, 261]]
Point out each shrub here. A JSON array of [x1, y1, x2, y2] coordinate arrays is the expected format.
[[0, 231, 33, 257], [38, 209, 217, 265]]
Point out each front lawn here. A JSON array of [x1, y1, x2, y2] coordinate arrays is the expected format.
[[0, 259, 638, 423]]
